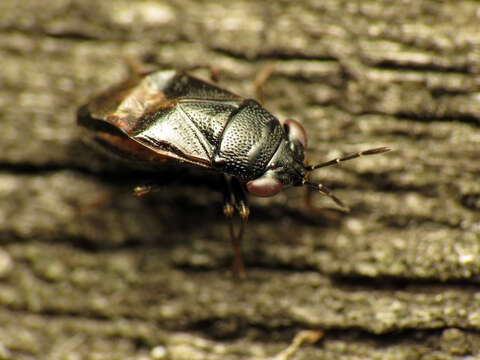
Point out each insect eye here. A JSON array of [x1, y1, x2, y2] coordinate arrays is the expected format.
[[284, 119, 307, 150], [246, 175, 283, 197]]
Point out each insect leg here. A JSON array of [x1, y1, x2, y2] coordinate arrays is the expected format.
[[209, 67, 220, 83], [230, 177, 250, 277], [133, 184, 154, 196], [222, 175, 250, 278], [253, 62, 276, 105], [133, 168, 188, 196], [177, 65, 220, 83], [123, 54, 156, 77]]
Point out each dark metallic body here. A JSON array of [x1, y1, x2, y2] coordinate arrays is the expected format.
[[78, 70, 303, 186]]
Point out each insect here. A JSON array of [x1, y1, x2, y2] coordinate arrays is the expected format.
[[78, 64, 390, 277]]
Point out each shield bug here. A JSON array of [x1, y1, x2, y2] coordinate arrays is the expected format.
[[78, 64, 390, 277]]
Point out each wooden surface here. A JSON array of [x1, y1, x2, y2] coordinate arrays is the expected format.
[[1, 1, 480, 359]]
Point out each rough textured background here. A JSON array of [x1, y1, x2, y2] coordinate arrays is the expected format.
[[1, 1, 480, 359]]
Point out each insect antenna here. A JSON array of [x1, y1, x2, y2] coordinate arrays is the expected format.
[[306, 147, 391, 171], [303, 180, 349, 211], [303, 147, 391, 210]]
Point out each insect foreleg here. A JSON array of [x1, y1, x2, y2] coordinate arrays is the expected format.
[[222, 175, 250, 279]]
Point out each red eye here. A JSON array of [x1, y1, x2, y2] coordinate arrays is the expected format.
[[246, 176, 283, 197], [284, 119, 307, 150]]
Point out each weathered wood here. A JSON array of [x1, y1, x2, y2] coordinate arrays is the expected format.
[[1, 0, 480, 358]]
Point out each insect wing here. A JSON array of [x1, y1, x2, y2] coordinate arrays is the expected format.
[[80, 70, 245, 168]]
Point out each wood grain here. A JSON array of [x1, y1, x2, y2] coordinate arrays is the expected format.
[[1, 1, 480, 358]]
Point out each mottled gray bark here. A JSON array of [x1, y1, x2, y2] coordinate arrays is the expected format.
[[1, 1, 480, 359]]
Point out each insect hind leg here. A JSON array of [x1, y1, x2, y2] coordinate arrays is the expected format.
[[222, 175, 250, 279]]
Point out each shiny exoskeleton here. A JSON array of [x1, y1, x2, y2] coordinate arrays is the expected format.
[[78, 67, 390, 277]]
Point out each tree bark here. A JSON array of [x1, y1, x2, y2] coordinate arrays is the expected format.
[[1, 1, 480, 358]]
